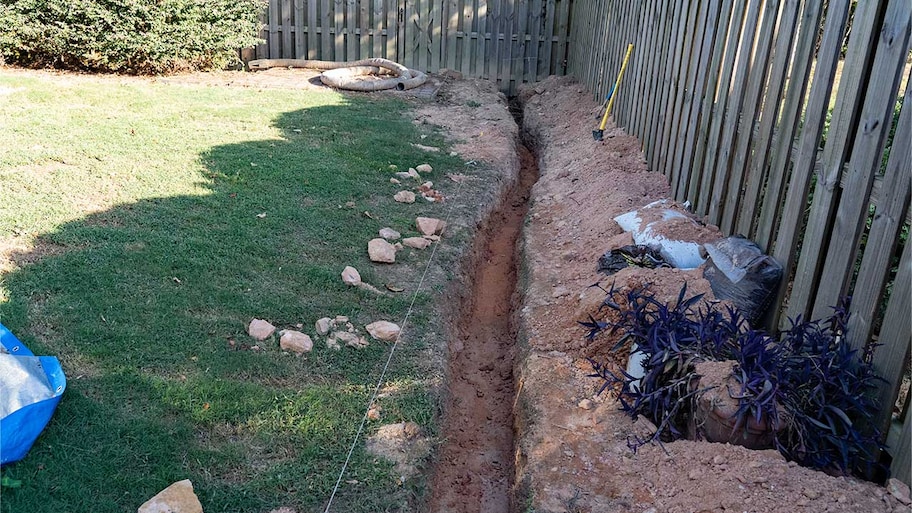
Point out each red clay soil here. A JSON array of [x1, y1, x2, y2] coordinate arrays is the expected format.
[[427, 145, 539, 513], [512, 75, 909, 513]]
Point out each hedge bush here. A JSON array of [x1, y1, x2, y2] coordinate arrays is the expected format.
[[0, 0, 265, 73]]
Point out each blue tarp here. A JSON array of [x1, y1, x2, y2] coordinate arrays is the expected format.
[[0, 323, 66, 466]]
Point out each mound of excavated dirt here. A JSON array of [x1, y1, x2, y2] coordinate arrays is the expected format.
[[513, 75, 908, 513]]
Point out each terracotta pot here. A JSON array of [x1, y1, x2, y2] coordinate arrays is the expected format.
[[688, 360, 781, 450]]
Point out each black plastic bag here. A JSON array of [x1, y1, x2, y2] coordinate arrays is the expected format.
[[702, 236, 782, 323], [598, 245, 671, 276]]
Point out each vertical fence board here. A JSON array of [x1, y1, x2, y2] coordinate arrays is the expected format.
[[669, 0, 710, 197], [685, 0, 731, 206], [308, 0, 319, 58], [786, 0, 888, 322], [655, 0, 689, 177], [644, 0, 674, 165], [755, 0, 825, 249], [769, 0, 851, 329], [462, 0, 475, 75], [811, 0, 911, 318], [555, 0, 570, 75], [696, 1, 747, 216], [528, 0, 542, 83], [846, 78, 912, 353], [478, 0, 489, 77], [873, 240, 912, 438], [707, 0, 762, 224], [719, 0, 780, 234], [735, 0, 801, 236]]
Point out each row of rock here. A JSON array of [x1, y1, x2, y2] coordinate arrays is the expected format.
[[367, 216, 446, 263], [245, 316, 401, 354]]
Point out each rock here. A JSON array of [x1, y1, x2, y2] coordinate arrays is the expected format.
[[368, 238, 397, 263], [420, 181, 433, 189], [334, 331, 368, 348], [279, 330, 313, 353], [552, 286, 571, 298], [366, 321, 401, 341], [379, 227, 401, 240], [402, 237, 432, 249], [341, 266, 362, 286], [389, 177, 400, 184], [410, 143, 439, 152], [888, 478, 912, 505], [394, 171, 413, 180], [423, 234, 441, 241], [449, 151, 458, 157], [408, 168, 420, 178], [394, 191, 416, 203], [712, 455, 726, 465], [367, 406, 381, 420], [393, 242, 404, 250], [326, 337, 341, 351], [315, 317, 333, 336], [578, 399, 593, 410], [247, 319, 275, 340], [802, 489, 821, 500], [138, 479, 203, 513], [416, 217, 445, 236], [335, 315, 349, 324], [416, 164, 433, 174]]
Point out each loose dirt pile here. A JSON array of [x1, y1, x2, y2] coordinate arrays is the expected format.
[[512, 75, 907, 513]]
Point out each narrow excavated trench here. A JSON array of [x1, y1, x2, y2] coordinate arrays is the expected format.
[[427, 101, 538, 513]]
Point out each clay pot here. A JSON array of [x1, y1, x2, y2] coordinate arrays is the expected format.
[[688, 360, 782, 450]]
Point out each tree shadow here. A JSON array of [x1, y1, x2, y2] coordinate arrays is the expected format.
[[0, 98, 456, 513]]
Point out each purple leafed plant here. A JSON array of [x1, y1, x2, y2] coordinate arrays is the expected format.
[[585, 284, 886, 479]]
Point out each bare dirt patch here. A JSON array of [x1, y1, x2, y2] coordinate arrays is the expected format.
[[512, 75, 905, 513]]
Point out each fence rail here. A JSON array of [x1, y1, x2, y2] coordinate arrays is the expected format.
[[568, 0, 911, 483], [250, 0, 573, 93]]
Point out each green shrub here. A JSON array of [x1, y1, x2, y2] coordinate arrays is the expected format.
[[0, 0, 265, 73]]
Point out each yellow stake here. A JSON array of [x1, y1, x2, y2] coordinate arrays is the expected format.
[[595, 43, 634, 138]]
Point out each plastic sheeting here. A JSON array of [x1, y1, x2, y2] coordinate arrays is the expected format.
[[0, 323, 66, 466]]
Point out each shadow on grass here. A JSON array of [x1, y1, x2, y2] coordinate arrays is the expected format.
[[0, 98, 456, 513]]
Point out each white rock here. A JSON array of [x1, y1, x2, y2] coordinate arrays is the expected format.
[[247, 319, 275, 340], [138, 479, 203, 513], [279, 330, 313, 353], [366, 321, 401, 341], [420, 181, 433, 188], [402, 237, 431, 249], [407, 168, 420, 178], [326, 337, 341, 351], [379, 227, 401, 240], [394, 191, 416, 203], [315, 317, 333, 336], [335, 331, 368, 348], [578, 399, 593, 410], [394, 171, 413, 180], [390, 177, 401, 184], [335, 315, 349, 323], [415, 217, 445, 236], [888, 478, 912, 505], [368, 238, 397, 263], [341, 266, 361, 286], [416, 164, 433, 173]]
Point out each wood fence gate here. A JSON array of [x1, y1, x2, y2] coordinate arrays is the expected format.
[[250, 0, 574, 93]]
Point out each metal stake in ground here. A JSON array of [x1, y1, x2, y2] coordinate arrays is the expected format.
[[593, 43, 634, 141]]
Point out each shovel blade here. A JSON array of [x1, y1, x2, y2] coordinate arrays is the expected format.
[[592, 129, 604, 141]]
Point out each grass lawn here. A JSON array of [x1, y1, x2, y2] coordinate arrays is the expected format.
[[0, 70, 464, 512]]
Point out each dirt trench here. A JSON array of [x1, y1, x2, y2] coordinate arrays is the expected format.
[[427, 110, 538, 513]]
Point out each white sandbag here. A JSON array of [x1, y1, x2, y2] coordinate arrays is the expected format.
[[613, 199, 707, 269]]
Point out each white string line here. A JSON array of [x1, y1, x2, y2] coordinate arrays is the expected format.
[[323, 166, 471, 513]]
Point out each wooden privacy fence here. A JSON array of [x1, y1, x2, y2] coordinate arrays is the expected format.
[[568, 0, 911, 483], [251, 0, 573, 92]]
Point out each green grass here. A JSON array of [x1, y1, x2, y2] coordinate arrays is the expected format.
[[0, 71, 466, 512]]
